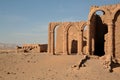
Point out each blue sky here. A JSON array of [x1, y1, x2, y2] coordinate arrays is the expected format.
[[0, 0, 119, 44]]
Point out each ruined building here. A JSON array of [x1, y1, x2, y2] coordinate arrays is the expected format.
[[48, 21, 87, 55], [48, 3, 120, 60], [16, 44, 47, 53]]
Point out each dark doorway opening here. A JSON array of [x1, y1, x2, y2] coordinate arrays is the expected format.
[[94, 15, 108, 56], [71, 40, 78, 54]]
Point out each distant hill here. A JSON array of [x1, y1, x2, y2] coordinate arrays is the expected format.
[[0, 43, 17, 50]]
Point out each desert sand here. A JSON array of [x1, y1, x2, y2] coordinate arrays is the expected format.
[[0, 52, 120, 80]]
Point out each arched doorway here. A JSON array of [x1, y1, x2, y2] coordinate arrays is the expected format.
[[67, 25, 78, 55], [90, 10, 108, 56], [114, 10, 120, 59], [71, 39, 78, 53], [54, 25, 60, 54], [55, 25, 63, 54]]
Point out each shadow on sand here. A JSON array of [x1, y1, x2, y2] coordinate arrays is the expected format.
[[110, 61, 120, 72]]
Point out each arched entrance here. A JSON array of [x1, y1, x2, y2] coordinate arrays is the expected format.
[[71, 39, 78, 53], [89, 10, 108, 56]]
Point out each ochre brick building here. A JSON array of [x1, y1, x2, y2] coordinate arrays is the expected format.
[[16, 44, 47, 53], [48, 3, 120, 60]]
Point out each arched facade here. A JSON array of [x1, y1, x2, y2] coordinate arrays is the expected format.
[[48, 22, 86, 55], [87, 4, 120, 58], [48, 3, 120, 60]]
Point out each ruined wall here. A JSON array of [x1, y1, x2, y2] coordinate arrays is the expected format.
[[16, 44, 48, 53], [22, 44, 40, 53], [48, 22, 87, 55], [48, 3, 120, 59], [55, 23, 79, 54]]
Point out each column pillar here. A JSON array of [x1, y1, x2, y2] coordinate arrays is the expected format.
[[86, 21, 91, 55], [107, 22, 114, 56], [81, 30, 84, 54], [63, 31, 68, 55], [48, 28, 51, 53], [77, 31, 81, 55], [50, 31, 55, 55], [77, 30, 83, 55]]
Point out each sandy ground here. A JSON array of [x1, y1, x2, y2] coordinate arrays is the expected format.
[[0, 53, 120, 80]]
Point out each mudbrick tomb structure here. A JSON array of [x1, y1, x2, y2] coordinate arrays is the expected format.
[[48, 3, 120, 61], [16, 44, 47, 53]]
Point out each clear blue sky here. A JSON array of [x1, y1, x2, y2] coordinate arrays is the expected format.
[[0, 0, 119, 44]]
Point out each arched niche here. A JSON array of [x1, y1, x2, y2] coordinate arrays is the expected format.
[[48, 22, 62, 54], [68, 25, 78, 55], [55, 25, 64, 54], [64, 22, 80, 55]]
